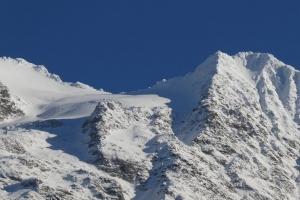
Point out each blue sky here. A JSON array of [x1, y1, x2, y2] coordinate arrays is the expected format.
[[0, 1, 300, 93]]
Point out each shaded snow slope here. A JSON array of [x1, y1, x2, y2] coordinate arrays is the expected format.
[[0, 118, 134, 200]]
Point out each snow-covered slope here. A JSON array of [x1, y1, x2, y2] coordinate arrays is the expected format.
[[133, 51, 300, 199], [0, 57, 169, 199], [0, 57, 169, 122], [1, 52, 300, 199]]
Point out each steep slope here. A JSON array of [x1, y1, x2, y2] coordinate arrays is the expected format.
[[0, 81, 24, 121], [0, 119, 133, 200], [133, 51, 300, 199], [82, 101, 172, 185], [0, 57, 170, 199], [1, 52, 300, 200]]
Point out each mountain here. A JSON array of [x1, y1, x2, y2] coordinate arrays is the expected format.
[[0, 52, 300, 199]]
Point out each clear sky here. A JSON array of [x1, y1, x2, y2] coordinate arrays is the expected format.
[[0, 1, 300, 93]]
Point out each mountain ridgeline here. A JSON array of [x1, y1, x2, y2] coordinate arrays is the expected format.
[[0, 52, 300, 199]]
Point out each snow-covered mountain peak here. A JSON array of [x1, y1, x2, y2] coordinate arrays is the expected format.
[[196, 51, 290, 73], [132, 52, 300, 199], [0, 57, 103, 90], [139, 51, 296, 102], [0, 57, 28, 64], [0, 57, 62, 83], [2, 52, 300, 199]]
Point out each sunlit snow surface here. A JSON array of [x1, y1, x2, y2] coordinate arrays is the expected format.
[[1, 52, 300, 199], [0, 57, 169, 199], [0, 57, 169, 122]]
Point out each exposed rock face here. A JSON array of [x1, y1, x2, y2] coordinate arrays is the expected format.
[[0, 81, 24, 121], [82, 100, 173, 185], [184, 53, 300, 199], [133, 52, 300, 199], [0, 120, 128, 200]]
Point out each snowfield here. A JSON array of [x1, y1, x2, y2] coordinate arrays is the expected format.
[[1, 52, 300, 199]]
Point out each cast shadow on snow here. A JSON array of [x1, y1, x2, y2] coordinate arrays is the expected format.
[[132, 134, 174, 200], [17, 117, 92, 162], [295, 158, 300, 172]]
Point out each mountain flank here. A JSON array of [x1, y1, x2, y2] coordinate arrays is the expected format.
[[0, 52, 300, 199]]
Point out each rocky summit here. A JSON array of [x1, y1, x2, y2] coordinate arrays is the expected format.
[[0, 52, 300, 200]]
